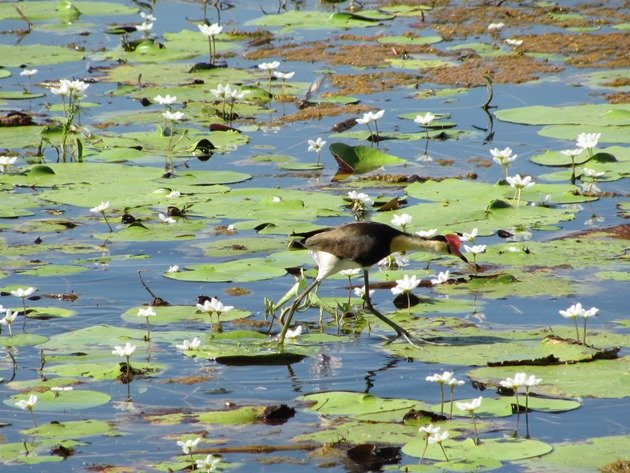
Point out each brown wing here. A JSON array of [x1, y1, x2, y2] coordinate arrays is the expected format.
[[302, 222, 403, 267]]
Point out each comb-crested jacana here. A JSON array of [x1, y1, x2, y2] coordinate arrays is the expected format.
[[278, 221, 468, 343]]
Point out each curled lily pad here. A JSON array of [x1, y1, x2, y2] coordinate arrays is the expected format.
[[329, 142, 406, 173]]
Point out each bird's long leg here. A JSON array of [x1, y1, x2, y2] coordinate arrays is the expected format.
[[361, 270, 414, 342], [362, 270, 443, 346], [278, 279, 320, 344]]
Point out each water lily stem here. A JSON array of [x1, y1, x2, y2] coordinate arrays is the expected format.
[[472, 414, 479, 445], [102, 211, 113, 232], [29, 407, 37, 427], [419, 438, 429, 462], [438, 442, 449, 461], [514, 392, 520, 435], [583, 318, 588, 345], [439, 384, 445, 416], [449, 386, 455, 419], [574, 317, 580, 343]]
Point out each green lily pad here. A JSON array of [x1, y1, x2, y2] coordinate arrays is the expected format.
[[402, 436, 553, 462], [0, 333, 48, 347], [6, 389, 110, 411], [515, 434, 630, 472], [329, 142, 406, 173], [378, 35, 442, 46], [0, 45, 84, 68], [495, 104, 630, 126], [121, 305, 251, 325], [247, 10, 391, 32], [167, 257, 287, 283], [22, 419, 118, 439], [469, 357, 630, 398]]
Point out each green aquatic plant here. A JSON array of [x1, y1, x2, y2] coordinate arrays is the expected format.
[[198, 23, 222, 65], [48, 79, 89, 162], [15, 394, 38, 427], [137, 306, 156, 341], [456, 396, 483, 445]]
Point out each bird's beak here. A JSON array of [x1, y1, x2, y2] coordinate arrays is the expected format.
[[458, 253, 469, 264]]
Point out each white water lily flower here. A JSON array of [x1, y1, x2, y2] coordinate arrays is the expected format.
[[460, 227, 478, 242], [391, 213, 412, 229], [162, 110, 184, 121], [488, 22, 505, 30], [166, 190, 181, 198], [506, 174, 534, 190], [307, 137, 326, 153], [430, 271, 450, 285], [273, 71, 295, 80], [456, 396, 483, 414], [490, 147, 517, 166], [559, 303, 586, 319], [429, 430, 449, 444], [464, 244, 487, 255], [136, 22, 153, 32], [11, 287, 36, 298], [576, 132, 601, 150], [353, 286, 375, 299], [177, 437, 202, 454], [90, 201, 110, 214], [419, 423, 442, 435], [196, 454, 221, 472], [414, 112, 435, 126], [347, 191, 373, 206], [285, 325, 303, 339], [0, 155, 18, 172], [339, 268, 361, 277], [415, 228, 437, 237], [176, 337, 202, 351], [561, 148, 583, 159], [391, 274, 421, 296], [112, 342, 136, 357], [198, 23, 222, 37], [196, 298, 234, 314], [258, 61, 280, 71], [505, 38, 523, 46], [158, 213, 176, 224], [20, 69, 38, 76], [167, 265, 180, 273], [154, 94, 177, 105], [15, 394, 38, 410], [137, 307, 156, 318], [140, 12, 156, 22], [581, 168, 605, 178], [426, 371, 454, 385]]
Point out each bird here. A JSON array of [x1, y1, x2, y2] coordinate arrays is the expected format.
[[278, 221, 468, 344]]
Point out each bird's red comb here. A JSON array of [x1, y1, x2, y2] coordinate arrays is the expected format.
[[444, 234, 468, 263]]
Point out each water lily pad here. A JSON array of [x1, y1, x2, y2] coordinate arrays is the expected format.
[[167, 257, 287, 283], [402, 436, 553, 462], [495, 104, 630, 126], [469, 357, 630, 398], [515, 434, 630, 472], [6, 389, 110, 411], [22, 419, 118, 439], [121, 305, 251, 325], [247, 10, 391, 32], [329, 142, 406, 173]]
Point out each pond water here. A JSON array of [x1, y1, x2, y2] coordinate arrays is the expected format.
[[0, 0, 628, 472]]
